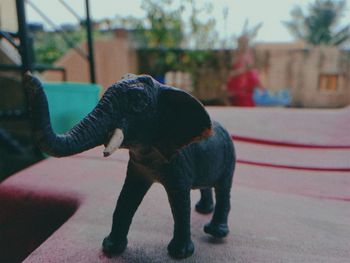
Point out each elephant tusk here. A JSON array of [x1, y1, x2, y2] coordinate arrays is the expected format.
[[103, 129, 124, 157]]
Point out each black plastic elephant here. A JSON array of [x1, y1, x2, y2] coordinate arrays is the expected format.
[[24, 73, 236, 259]]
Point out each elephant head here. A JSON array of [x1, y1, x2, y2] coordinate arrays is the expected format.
[[24, 73, 212, 158]]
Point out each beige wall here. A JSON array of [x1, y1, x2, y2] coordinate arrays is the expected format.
[[43, 37, 138, 92], [0, 0, 20, 80], [43, 36, 350, 108], [297, 47, 346, 107], [256, 45, 350, 108], [0, 0, 17, 32]]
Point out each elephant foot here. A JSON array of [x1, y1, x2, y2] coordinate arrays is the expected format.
[[167, 238, 194, 259], [204, 222, 229, 238], [102, 235, 128, 255], [195, 200, 214, 214]]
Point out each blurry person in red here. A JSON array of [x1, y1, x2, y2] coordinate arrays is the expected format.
[[226, 34, 262, 106]]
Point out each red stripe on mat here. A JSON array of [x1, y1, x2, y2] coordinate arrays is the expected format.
[[237, 159, 350, 172], [232, 135, 350, 149]]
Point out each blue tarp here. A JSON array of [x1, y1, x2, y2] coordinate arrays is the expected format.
[[253, 88, 291, 106]]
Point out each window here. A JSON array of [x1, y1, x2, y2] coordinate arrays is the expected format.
[[318, 74, 338, 91]]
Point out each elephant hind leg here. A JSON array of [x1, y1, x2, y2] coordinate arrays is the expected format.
[[195, 188, 214, 214], [204, 174, 233, 238]]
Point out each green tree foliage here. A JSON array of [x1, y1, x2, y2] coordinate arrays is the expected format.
[[141, 0, 184, 48], [120, 0, 218, 76], [33, 29, 85, 65], [33, 0, 218, 74], [283, 0, 350, 46], [115, 0, 217, 50], [185, 0, 217, 49]]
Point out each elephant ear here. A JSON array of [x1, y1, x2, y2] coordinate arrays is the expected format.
[[157, 86, 212, 150]]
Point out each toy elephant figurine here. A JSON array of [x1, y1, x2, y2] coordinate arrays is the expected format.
[[24, 73, 235, 259]]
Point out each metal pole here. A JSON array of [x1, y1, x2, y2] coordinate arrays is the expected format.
[[85, 0, 96, 83], [58, 0, 82, 22], [27, 0, 88, 60], [16, 0, 32, 72]]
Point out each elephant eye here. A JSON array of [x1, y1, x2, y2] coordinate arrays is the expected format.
[[127, 88, 150, 113]]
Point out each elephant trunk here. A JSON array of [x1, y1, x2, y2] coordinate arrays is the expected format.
[[24, 73, 113, 157]]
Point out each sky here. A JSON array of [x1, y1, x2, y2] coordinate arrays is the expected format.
[[26, 0, 350, 43]]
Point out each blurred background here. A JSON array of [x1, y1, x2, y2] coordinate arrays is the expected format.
[[1, 0, 350, 180]]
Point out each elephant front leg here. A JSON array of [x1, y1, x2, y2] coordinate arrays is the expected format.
[[165, 187, 194, 259], [102, 167, 152, 255]]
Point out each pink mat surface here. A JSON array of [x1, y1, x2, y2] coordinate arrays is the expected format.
[[236, 141, 350, 171], [208, 106, 350, 146], [1, 107, 349, 262]]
